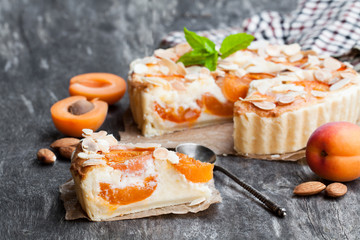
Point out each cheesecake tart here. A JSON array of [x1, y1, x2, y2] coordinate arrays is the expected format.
[[70, 129, 220, 221], [128, 41, 360, 154]]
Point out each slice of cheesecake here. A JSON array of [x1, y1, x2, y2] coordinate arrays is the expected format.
[[70, 129, 220, 221]]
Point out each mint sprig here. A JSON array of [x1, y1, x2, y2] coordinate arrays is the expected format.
[[177, 27, 254, 71]]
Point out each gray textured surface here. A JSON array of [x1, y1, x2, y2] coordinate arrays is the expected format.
[[1, 0, 359, 239]]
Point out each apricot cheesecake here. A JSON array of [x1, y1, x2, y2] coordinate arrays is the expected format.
[[128, 41, 360, 154], [70, 129, 220, 221]]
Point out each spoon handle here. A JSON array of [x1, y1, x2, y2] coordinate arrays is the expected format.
[[214, 165, 286, 218]]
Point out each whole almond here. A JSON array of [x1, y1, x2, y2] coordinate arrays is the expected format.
[[326, 183, 347, 197], [293, 181, 326, 196], [50, 138, 80, 149], [59, 146, 76, 159], [37, 148, 56, 164]]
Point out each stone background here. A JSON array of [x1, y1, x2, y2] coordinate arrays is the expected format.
[[1, 0, 359, 239]]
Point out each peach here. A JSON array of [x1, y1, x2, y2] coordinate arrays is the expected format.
[[306, 122, 360, 182]]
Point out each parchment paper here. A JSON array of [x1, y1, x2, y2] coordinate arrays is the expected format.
[[60, 179, 222, 221], [119, 110, 307, 161]]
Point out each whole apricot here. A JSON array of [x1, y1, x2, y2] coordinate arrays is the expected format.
[[306, 122, 360, 182]]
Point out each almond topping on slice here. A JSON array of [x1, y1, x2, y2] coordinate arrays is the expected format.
[[278, 95, 295, 105], [289, 53, 303, 63], [311, 90, 327, 98], [314, 69, 332, 83], [266, 45, 281, 57], [154, 49, 177, 60], [325, 183, 347, 197], [171, 80, 186, 91], [133, 63, 149, 74], [330, 78, 350, 91], [174, 42, 191, 56], [82, 138, 99, 153], [282, 44, 301, 56], [134, 143, 162, 149], [82, 159, 107, 167], [293, 181, 326, 196], [323, 57, 341, 71], [153, 147, 169, 160], [252, 101, 276, 110], [82, 129, 93, 136]]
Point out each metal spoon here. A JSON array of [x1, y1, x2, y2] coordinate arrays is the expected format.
[[175, 143, 287, 218]]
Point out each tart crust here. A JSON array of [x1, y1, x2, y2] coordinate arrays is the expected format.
[[234, 83, 360, 154]]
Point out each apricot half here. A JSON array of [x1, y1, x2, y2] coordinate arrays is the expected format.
[[306, 122, 360, 182], [69, 73, 126, 105], [50, 96, 108, 137]]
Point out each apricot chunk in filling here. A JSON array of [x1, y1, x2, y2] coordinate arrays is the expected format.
[[100, 151, 158, 205], [154, 102, 201, 123], [173, 153, 213, 183]]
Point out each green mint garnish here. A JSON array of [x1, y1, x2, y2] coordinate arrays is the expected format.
[[177, 27, 254, 71]]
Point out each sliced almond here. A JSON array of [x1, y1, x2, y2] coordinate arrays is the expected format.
[[176, 62, 187, 75], [154, 49, 177, 60], [82, 138, 99, 153], [82, 129, 93, 136], [326, 183, 347, 197], [200, 67, 211, 76], [50, 138, 80, 149], [171, 80, 186, 91], [159, 65, 170, 75], [96, 139, 110, 153], [153, 147, 169, 160], [102, 135, 118, 146], [282, 44, 301, 56], [133, 63, 148, 74], [82, 159, 107, 167], [293, 181, 326, 196], [174, 42, 191, 56], [266, 45, 281, 57], [159, 58, 185, 76], [330, 78, 350, 91], [59, 146, 76, 159], [314, 69, 332, 83], [340, 72, 357, 79], [323, 57, 341, 71], [311, 90, 327, 98], [252, 101, 276, 110], [277, 95, 295, 105], [289, 53, 303, 63], [91, 130, 107, 139]]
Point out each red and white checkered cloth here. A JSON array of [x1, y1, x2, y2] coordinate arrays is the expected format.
[[161, 0, 360, 70]]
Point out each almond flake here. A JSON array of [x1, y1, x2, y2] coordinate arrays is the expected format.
[[159, 66, 170, 75], [176, 62, 187, 75], [265, 45, 281, 57], [133, 63, 148, 74], [82, 159, 107, 167], [174, 43, 191, 56], [77, 152, 89, 159], [171, 80, 186, 91], [282, 44, 301, 56], [330, 78, 350, 91], [153, 147, 169, 160], [103, 135, 118, 146], [96, 139, 110, 153], [218, 64, 238, 70], [289, 53, 303, 63], [340, 72, 357, 79], [154, 49, 177, 60], [200, 67, 210, 75], [252, 101, 276, 110], [185, 74, 199, 81], [166, 151, 180, 164], [323, 57, 341, 71], [311, 90, 327, 98], [278, 95, 295, 105], [82, 129, 93, 136], [314, 69, 332, 83], [82, 138, 99, 153]]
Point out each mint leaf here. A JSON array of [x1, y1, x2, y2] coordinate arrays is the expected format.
[[204, 52, 218, 71], [219, 33, 254, 59], [184, 27, 216, 54], [177, 49, 210, 66]]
